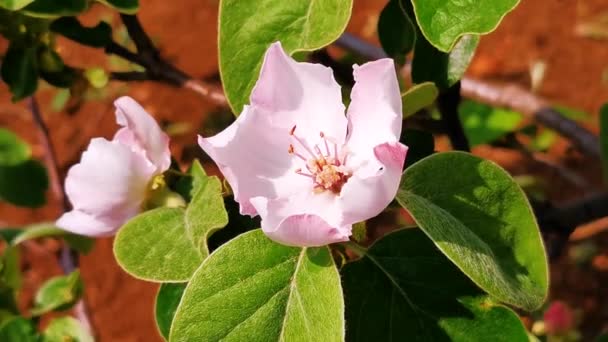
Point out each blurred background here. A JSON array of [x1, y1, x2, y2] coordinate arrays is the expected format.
[[1, 0, 608, 340]]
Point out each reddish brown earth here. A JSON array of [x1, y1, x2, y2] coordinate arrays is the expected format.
[[1, 0, 608, 340]]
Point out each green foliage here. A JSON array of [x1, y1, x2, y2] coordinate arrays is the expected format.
[[459, 100, 523, 146], [218, 0, 353, 114], [42, 317, 93, 342], [378, 0, 415, 64], [0, 317, 38, 342], [0, 159, 48, 207], [0, 128, 30, 166], [96, 0, 139, 14], [50, 17, 112, 47], [343, 229, 529, 341], [0, 0, 34, 10], [600, 104, 608, 183], [155, 283, 186, 340], [31, 270, 83, 315], [170, 229, 343, 341], [1, 43, 38, 101], [22, 0, 88, 18], [402, 82, 439, 118], [12, 223, 94, 254], [411, 0, 520, 52], [412, 34, 479, 89], [396, 152, 548, 311]]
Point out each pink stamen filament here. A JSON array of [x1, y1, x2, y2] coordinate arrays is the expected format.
[[290, 125, 316, 158], [288, 144, 307, 161], [320, 132, 331, 156], [295, 168, 314, 179]]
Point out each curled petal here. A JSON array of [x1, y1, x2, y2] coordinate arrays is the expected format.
[[339, 142, 408, 225], [251, 195, 351, 247], [251, 42, 347, 145], [198, 105, 309, 215], [113, 96, 171, 172], [56, 208, 137, 237], [59, 138, 155, 236], [346, 59, 402, 156]]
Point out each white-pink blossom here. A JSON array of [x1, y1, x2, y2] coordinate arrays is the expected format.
[[56, 96, 171, 237], [199, 42, 407, 247]]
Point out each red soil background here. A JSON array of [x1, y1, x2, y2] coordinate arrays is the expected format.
[[1, 0, 608, 340]]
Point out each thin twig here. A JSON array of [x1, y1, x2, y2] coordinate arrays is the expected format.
[[28, 96, 94, 335], [437, 82, 470, 151]]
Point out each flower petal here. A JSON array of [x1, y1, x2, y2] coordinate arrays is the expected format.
[[113, 96, 171, 172], [250, 42, 347, 145], [251, 195, 351, 247], [56, 208, 137, 237], [346, 59, 402, 155], [60, 138, 156, 236], [338, 142, 408, 225], [199, 105, 309, 215]]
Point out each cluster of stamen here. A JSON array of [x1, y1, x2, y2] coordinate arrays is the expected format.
[[288, 125, 351, 194]]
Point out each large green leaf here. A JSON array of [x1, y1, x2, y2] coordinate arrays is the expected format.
[[0, 318, 38, 342], [42, 317, 93, 342], [378, 0, 415, 64], [1, 44, 38, 101], [155, 283, 186, 340], [459, 100, 523, 146], [396, 152, 548, 311], [343, 229, 529, 341], [31, 270, 83, 316], [114, 208, 203, 282], [411, 0, 520, 52], [0, 0, 34, 10], [23, 0, 88, 18], [0, 159, 48, 208], [170, 229, 343, 341], [219, 0, 353, 114], [0, 128, 30, 166]]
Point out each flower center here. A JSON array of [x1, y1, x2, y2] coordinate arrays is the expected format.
[[288, 125, 351, 194]]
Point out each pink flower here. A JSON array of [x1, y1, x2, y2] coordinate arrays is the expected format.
[[199, 42, 407, 247], [56, 96, 171, 237]]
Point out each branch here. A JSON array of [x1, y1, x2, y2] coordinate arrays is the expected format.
[[335, 33, 601, 159], [437, 82, 470, 151]]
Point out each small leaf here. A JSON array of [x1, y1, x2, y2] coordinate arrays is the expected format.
[[50, 17, 113, 48], [42, 317, 93, 342], [343, 229, 529, 341], [185, 175, 228, 256], [0, 0, 34, 10], [459, 100, 523, 146], [600, 104, 608, 183], [411, 0, 520, 52], [0, 159, 48, 207], [22, 0, 88, 18], [96, 0, 139, 14], [0, 245, 21, 291], [0, 43, 38, 101], [412, 34, 479, 89], [12, 223, 94, 254], [170, 229, 344, 341], [402, 82, 439, 118], [113, 208, 203, 282], [378, 0, 415, 64], [0, 318, 38, 342], [173, 159, 207, 202], [155, 283, 186, 340], [31, 271, 83, 316], [396, 152, 548, 311], [0, 128, 30, 166], [219, 0, 353, 114]]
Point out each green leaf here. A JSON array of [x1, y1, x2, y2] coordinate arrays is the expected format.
[[0, 0, 34, 10], [31, 270, 83, 315], [50, 17, 113, 48], [0, 159, 48, 208], [529, 129, 557, 152], [411, 0, 520, 52], [114, 208, 203, 282], [378, 0, 415, 64], [0, 128, 30, 166], [0, 318, 38, 342], [402, 82, 439, 118], [412, 34, 479, 89], [42, 317, 93, 342], [185, 175, 228, 256], [343, 229, 529, 341], [155, 283, 186, 340], [1, 44, 38, 101], [23, 0, 88, 18], [12, 223, 94, 254], [396, 152, 548, 311], [96, 0, 138, 14], [600, 104, 608, 183], [401, 129, 434, 167], [459, 100, 523, 146], [219, 0, 353, 114], [170, 229, 343, 341]]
